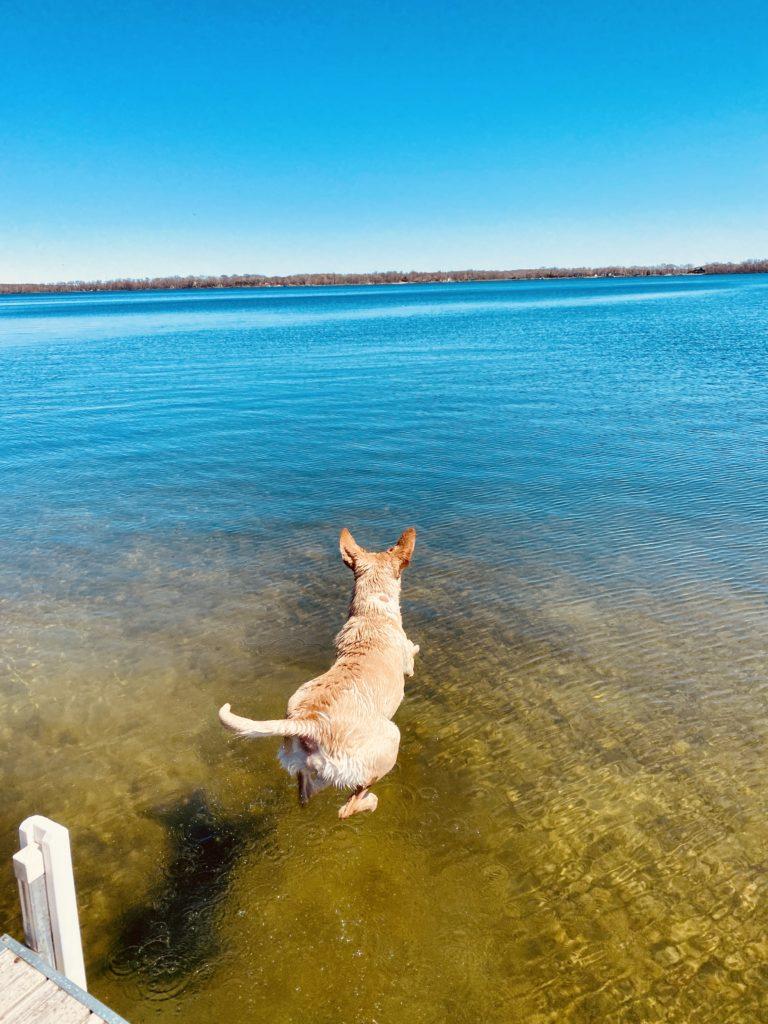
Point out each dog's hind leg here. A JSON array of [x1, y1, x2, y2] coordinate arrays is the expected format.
[[338, 786, 379, 819], [338, 719, 399, 819], [298, 770, 312, 807]]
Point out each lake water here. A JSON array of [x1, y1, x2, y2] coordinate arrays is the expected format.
[[1, 275, 767, 1023]]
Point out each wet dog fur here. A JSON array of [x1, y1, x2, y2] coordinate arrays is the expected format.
[[219, 527, 418, 819]]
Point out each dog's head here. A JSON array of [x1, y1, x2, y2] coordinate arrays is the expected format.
[[339, 527, 416, 580]]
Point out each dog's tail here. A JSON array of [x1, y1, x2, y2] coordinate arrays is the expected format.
[[218, 703, 322, 740]]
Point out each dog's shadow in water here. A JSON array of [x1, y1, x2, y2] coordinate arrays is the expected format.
[[108, 789, 274, 994]]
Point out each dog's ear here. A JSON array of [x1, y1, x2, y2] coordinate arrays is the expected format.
[[390, 527, 416, 571], [339, 527, 363, 569]]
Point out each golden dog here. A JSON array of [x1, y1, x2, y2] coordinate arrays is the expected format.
[[219, 527, 418, 818]]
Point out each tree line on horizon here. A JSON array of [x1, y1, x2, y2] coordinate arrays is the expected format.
[[2, 258, 767, 295]]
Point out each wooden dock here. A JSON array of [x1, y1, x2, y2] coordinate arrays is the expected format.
[[3, 816, 130, 1023], [0, 934, 127, 1023]]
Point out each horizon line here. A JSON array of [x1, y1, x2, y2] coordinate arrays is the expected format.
[[2, 257, 767, 295]]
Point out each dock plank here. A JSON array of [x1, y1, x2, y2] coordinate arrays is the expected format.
[[12, 986, 92, 1024], [8, 979, 60, 1022], [0, 951, 48, 1018], [0, 948, 28, 983], [0, 938, 127, 1024]]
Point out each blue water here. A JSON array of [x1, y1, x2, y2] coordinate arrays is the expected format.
[[1, 275, 767, 1023]]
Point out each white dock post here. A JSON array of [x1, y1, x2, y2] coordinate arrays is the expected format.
[[13, 843, 56, 968], [16, 815, 87, 991]]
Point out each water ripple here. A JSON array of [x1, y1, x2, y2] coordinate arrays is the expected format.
[[1, 275, 767, 1024]]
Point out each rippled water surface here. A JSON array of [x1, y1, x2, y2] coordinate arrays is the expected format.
[[1, 276, 767, 1023]]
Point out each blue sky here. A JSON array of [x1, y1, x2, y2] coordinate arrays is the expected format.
[[1, 0, 767, 281]]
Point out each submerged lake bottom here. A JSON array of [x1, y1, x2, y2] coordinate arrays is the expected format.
[[1, 275, 767, 1023]]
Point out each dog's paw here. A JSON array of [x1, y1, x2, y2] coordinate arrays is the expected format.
[[338, 791, 378, 819], [218, 703, 232, 723], [361, 792, 378, 814]]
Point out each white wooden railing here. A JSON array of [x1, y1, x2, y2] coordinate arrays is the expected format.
[[12, 815, 87, 991]]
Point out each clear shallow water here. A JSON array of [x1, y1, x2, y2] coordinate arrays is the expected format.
[[1, 275, 767, 1023]]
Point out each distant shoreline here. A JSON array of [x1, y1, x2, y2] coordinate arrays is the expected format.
[[1, 259, 766, 296]]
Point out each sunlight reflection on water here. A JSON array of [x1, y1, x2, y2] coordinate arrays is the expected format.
[[0, 281, 731, 344]]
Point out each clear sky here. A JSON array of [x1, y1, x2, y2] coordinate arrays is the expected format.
[[2, 0, 767, 282]]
